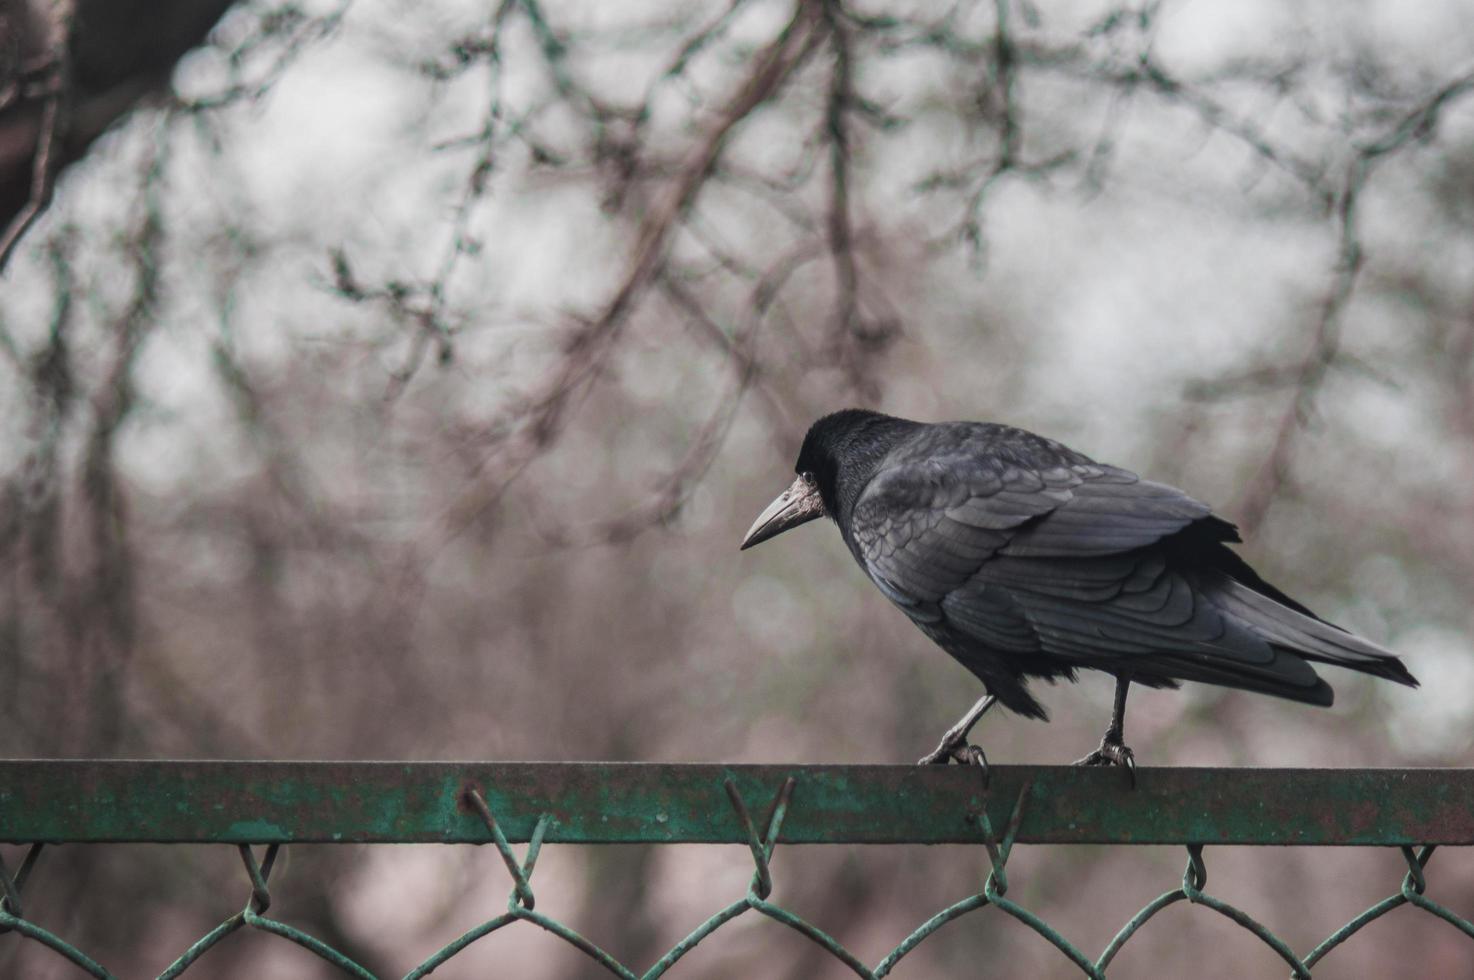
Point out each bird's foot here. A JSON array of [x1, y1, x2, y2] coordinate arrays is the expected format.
[[918, 695, 997, 766], [919, 743, 990, 785], [918, 737, 989, 785], [918, 731, 983, 766], [1073, 740, 1136, 789], [917, 742, 961, 766]]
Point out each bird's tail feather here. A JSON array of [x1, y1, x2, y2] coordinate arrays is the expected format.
[[1206, 575, 1419, 688], [1155, 652, 1334, 707]]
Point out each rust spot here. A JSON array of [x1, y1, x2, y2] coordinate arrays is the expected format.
[[1344, 799, 1381, 837], [457, 782, 484, 814]]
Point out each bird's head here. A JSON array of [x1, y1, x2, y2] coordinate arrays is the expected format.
[[740, 409, 903, 550]]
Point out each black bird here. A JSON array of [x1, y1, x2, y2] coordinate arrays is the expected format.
[[741, 409, 1418, 774]]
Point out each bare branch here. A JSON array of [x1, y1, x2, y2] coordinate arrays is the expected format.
[[530, 241, 818, 550], [819, 0, 893, 398], [1234, 64, 1474, 533], [433, 0, 828, 547], [0, 44, 66, 273], [175, 0, 353, 112]]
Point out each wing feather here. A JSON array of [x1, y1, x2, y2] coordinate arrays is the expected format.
[[851, 447, 1211, 607], [833, 421, 1407, 713]]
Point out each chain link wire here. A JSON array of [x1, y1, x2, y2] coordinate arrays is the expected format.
[[0, 765, 1470, 978]]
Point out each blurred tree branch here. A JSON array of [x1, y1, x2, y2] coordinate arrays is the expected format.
[[1231, 64, 1474, 533], [429, 0, 828, 551], [299, 0, 1474, 563], [0, 0, 238, 272], [0, 2, 65, 273], [3, 3, 1474, 976]]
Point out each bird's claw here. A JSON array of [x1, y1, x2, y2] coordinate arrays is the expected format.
[[918, 737, 989, 779], [957, 744, 991, 787], [919, 694, 998, 766], [1073, 740, 1136, 789], [918, 734, 979, 767], [917, 742, 959, 766]]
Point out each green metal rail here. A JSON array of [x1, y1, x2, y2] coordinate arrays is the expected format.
[[0, 762, 1471, 977]]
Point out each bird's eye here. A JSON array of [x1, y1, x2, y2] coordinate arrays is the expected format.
[[801, 471, 815, 485]]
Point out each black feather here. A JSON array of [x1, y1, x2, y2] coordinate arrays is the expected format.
[[788, 409, 1418, 720]]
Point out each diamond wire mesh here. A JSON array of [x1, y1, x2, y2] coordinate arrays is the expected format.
[[0, 764, 1471, 978]]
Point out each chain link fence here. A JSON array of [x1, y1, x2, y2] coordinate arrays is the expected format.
[[0, 762, 1470, 977]]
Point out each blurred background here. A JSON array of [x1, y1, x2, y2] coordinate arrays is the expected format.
[[1, 0, 1472, 976]]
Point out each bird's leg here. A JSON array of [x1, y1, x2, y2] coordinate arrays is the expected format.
[[918, 694, 997, 765], [1074, 675, 1137, 787]]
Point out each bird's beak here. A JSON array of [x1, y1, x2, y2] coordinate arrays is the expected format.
[[740, 475, 824, 550]]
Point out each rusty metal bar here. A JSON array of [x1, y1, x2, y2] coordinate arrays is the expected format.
[[0, 762, 1469, 846]]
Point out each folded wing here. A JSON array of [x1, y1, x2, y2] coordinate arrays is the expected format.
[[846, 426, 1411, 717]]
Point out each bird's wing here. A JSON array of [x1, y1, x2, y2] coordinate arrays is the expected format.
[[850, 450, 1208, 609], [847, 455, 1046, 615], [850, 448, 1329, 702], [960, 551, 1329, 700]]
